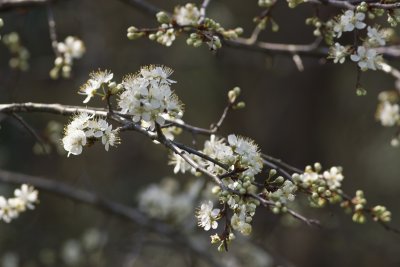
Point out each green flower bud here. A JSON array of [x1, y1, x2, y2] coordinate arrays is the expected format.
[[156, 11, 171, 24]]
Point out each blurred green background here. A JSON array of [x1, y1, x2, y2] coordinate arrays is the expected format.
[[0, 0, 399, 266]]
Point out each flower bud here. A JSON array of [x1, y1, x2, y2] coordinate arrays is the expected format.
[[156, 12, 171, 24]]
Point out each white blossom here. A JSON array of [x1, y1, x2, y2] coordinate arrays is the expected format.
[[101, 126, 120, 151], [196, 201, 220, 231], [227, 134, 263, 177], [378, 101, 400, 127], [367, 26, 386, 47], [334, 10, 366, 38], [0, 184, 39, 223], [329, 43, 348, 64], [323, 167, 344, 190], [270, 180, 297, 203], [169, 152, 195, 174], [203, 135, 235, 174], [62, 129, 87, 156], [13, 184, 38, 209], [174, 3, 201, 26], [61, 240, 82, 266], [298, 169, 319, 184], [156, 25, 176, 47], [57, 36, 85, 61], [230, 206, 252, 235], [62, 113, 119, 156], [118, 65, 183, 130], [139, 178, 203, 223], [79, 70, 114, 103], [350, 46, 382, 71]]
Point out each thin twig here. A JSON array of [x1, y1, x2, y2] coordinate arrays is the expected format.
[[10, 113, 49, 154], [46, 4, 59, 56], [199, 0, 211, 24]]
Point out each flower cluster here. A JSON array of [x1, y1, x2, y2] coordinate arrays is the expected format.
[[50, 36, 85, 79], [333, 10, 366, 38], [62, 113, 119, 156], [2, 32, 30, 71], [174, 3, 201, 26], [127, 3, 243, 50], [267, 180, 297, 205], [377, 100, 400, 127], [196, 201, 220, 231], [182, 134, 263, 238], [308, 4, 390, 72], [118, 65, 183, 130], [375, 90, 400, 146], [138, 178, 203, 223], [293, 163, 344, 207], [350, 46, 383, 71], [0, 184, 38, 223]]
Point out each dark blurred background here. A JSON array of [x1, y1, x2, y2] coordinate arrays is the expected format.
[[0, 0, 399, 266]]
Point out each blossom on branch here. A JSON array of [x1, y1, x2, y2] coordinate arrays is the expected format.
[[118, 65, 183, 130], [196, 201, 220, 231], [0, 184, 38, 223], [62, 113, 119, 156]]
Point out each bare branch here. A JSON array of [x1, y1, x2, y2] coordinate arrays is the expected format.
[[0, 0, 52, 10], [46, 4, 60, 57], [10, 112, 49, 153]]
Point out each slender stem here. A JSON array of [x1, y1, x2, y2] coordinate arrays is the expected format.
[[46, 4, 59, 57]]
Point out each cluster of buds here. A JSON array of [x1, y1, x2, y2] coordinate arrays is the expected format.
[[127, 3, 242, 50], [293, 163, 344, 207], [50, 36, 85, 79], [2, 32, 30, 71], [264, 170, 297, 213]]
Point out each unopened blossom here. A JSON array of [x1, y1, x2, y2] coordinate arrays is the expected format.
[[329, 43, 347, 64], [174, 3, 201, 26], [323, 166, 344, 190], [350, 46, 382, 71], [378, 101, 400, 127], [334, 10, 366, 38], [196, 201, 220, 231]]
